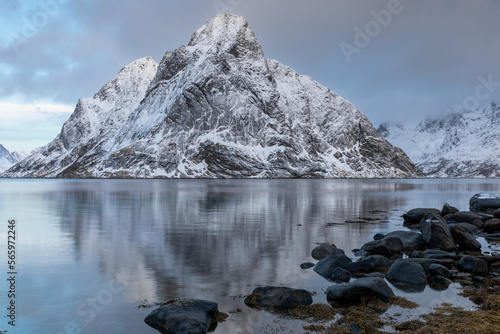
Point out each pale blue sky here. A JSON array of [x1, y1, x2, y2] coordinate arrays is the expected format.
[[1, 0, 499, 152]]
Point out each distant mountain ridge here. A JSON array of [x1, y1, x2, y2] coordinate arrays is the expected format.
[[378, 102, 500, 177], [0, 144, 27, 173], [3, 13, 422, 178]]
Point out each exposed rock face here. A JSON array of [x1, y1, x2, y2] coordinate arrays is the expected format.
[[4, 14, 423, 178], [378, 103, 500, 178]]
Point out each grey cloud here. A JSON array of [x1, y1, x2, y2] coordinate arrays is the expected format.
[[1, 0, 499, 127]]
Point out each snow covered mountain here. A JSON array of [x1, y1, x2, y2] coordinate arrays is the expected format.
[[378, 102, 500, 178], [3, 13, 422, 178], [0, 144, 27, 173]]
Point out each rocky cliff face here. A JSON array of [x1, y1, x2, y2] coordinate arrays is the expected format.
[[379, 102, 500, 177], [3, 13, 422, 178]]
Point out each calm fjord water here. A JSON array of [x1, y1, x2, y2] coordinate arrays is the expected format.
[[1, 179, 500, 333]]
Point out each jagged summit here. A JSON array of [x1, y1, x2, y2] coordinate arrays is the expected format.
[[3, 14, 422, 178], [188, 14, 260, 53]]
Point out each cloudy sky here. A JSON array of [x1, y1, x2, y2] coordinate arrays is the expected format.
[[1, 0, 499, 152]]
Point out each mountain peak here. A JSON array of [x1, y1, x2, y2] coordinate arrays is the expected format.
[[3, 14, 422, 179], [187, 13, 263, 58], [189, 13, 248, 45]]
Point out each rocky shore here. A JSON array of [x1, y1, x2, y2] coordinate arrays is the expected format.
[[144, 193, 500, 333]]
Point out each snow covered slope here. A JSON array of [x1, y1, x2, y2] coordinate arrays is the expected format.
[[0, 144, 27, 173], [379, 102, 500, 177], [3, 13, 422, 178], [3, 57, 158, 177]]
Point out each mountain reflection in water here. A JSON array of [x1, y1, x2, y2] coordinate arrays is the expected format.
[[1, 179, 499, 333]]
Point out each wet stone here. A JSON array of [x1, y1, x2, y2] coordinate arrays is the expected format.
[[385, 259, 427, 287], [458, 256, 489, 276], [326, 277, 395, 304], [313, 254, 352, 280], [429, 264, 450, 278], [311, 244, 344, 261], [300, 262, 315, 270], [403, 208, 441, 225], [144, 299, 219, 334], [244, 286, 313, 310], [331, 267, 352, 282]]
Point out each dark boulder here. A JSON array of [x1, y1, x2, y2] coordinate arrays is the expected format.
[[441, 203, 459, 216], [361, 237, 403, 257], [326, 277, 394, 304], [313, 254, 352, 280], [353, 249, 371, 258], [484, 218, 500, 234], [144, 299, 219, 334], [410, 251, 422, 258], [311, 244, 344, 260], [405, 258, 456, 271], [420, 213, 456, 252], [448, 223, 479, 235], [244, 286, 313, 310], [422, 249, 459, 260], [429, 275, 452, 290], [446, 211, 483, 225], [478, 213, 494, 221], [449, 225, 481, 251], [470, 193, 500, 213], [384, 230, 426, 251], [403, 208, 441, 225], [429, 264, 450, 278], [493, 209, 500, 219], [346, 255, 393, 275], [473, 219, 485, 229], [364, 272, 386, 278], [458, 256, 489, 275], [385, 260, 427, 291], [331, 267, 352, 282], [373, 233, 386, 241], [300, 262, 315, 270]]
